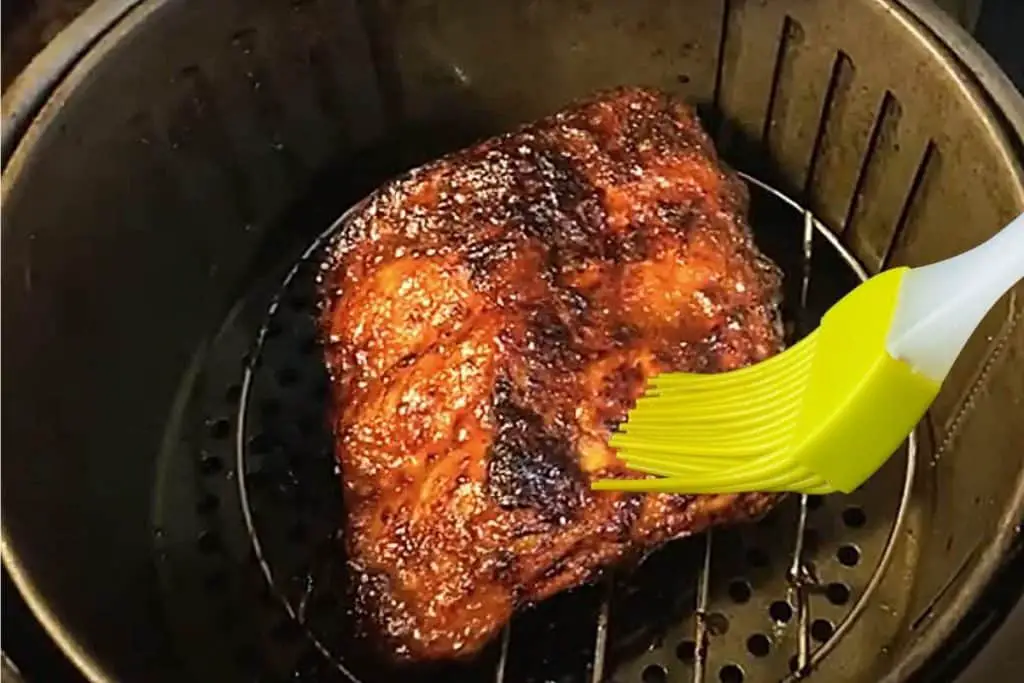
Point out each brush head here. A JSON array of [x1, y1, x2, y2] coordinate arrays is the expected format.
[[593, 268, 940, 495]]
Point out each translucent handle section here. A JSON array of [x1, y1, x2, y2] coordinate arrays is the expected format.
[[887, 211, 1024, 382]]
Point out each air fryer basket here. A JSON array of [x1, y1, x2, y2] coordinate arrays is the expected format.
[[2, 1, 1023, 682]]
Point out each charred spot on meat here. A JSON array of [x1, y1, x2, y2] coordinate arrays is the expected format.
[[318, 86, 786, 661], [486, 378, 586, 520]]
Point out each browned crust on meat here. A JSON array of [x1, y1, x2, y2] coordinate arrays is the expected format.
[[318, 86, 785, 660]]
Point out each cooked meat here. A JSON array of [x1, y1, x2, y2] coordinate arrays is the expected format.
[[318, 86, 785, 661]]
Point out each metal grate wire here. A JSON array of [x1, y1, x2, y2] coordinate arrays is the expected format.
[[228, 172, 917, 683], [490, 172, 918, 683]]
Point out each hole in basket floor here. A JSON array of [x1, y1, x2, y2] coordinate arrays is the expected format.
[[641, 663, 668, 683], [746, 633, 771, 658], [770, 600, 793, 624], [719, 663, 744, 683]]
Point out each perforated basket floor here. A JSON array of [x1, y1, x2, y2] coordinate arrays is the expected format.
[[153, 173, 917, 683]]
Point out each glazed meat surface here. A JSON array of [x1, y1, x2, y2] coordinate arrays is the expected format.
[[318, 87, 785, 661]]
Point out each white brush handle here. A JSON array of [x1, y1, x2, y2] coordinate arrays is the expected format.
[[886, 211, 1024, 382]]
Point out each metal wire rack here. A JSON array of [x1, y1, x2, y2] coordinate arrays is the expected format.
[[195, 170, 918, 683]]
